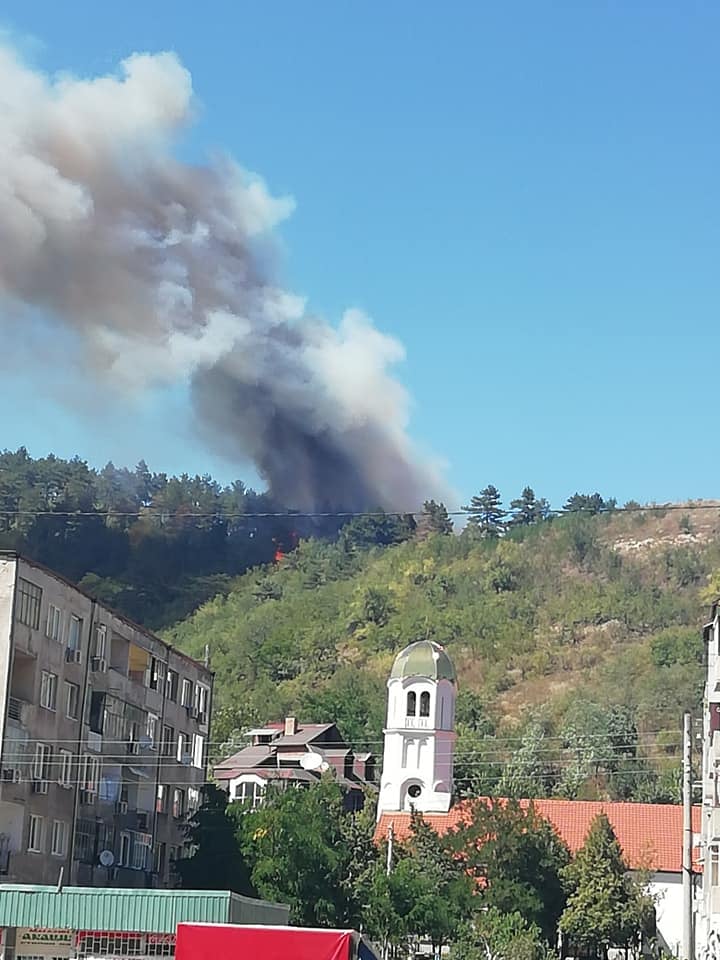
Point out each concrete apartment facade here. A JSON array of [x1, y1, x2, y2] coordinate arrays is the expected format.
[[0, 552, 212, 889], [700, 599, 720, 956]]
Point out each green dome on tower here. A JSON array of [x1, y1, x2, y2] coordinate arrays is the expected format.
[[390, 640, 456, 683]]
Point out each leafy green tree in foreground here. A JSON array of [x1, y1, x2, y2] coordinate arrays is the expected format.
[[446, 799, 569, 945], [451, 909, 554, 960], [559, 813, 654, 958], [462, 485, 507, 538], [237, 777, 368, 927], [176, 783, 254, 895]]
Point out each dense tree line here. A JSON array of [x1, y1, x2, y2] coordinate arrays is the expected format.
[[0, 447, 345, 627], [178, 781, 656, 959]]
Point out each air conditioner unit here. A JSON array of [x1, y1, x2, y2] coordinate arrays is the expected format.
[[91, 657, 107, 673], [116, 800, 128, 814], [65, 648, 82, 664], [31, 780, 48, 795]]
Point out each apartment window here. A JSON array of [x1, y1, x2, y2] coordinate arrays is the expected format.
[[177, 732, 191, 763], [156, 784, 167, 814], [711, 845, 720, 887], [58, 749, 73, 788], [146, 713, 158, 748], [119, 831, 131, 867], [27, 815, 44, 853], [172, 788, 185, 819], [74, 818, 94, 862], [161, 724, 174, 758], [187, 787, 201, 814], [132, 832, 151, 870], [180, 678, 193, 708], [89, 691, 106, 734], [51, 820, 69, 857], [195, 683, 209, 721], [67, 614, 83, 651], [17, 578, 42, 629], [46, 603, 63, 641], [192, 733, 205, 770], [153, 841, 167, 877], [149, 656, 165, 691], [92, 623, 107, 660], [81, 754, 100, 795], [166, 669, 178, 702], [420, 691, 431, 718], [65, 681, 80, 720], [40, 671, 57, 711], [33, 743, 51, 780]]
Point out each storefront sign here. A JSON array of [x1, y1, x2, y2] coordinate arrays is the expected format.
[[16, 927, 73, 957]]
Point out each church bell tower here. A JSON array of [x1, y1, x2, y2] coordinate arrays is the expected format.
[[377, 640, 457, 819]]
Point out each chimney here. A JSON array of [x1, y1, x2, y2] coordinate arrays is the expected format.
[[284, 716, 297, 737]]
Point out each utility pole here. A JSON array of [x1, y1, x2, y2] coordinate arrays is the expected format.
[[683, 711, 694, 960]]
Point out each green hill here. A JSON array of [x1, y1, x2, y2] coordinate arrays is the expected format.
[[166, 503, 720, 803]]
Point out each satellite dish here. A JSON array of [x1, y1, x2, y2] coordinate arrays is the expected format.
[[99, 849, 115, 867], [299, 752, 324, 771]]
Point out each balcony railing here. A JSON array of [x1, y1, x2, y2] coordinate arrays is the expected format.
[[405, 716, 430, 729]]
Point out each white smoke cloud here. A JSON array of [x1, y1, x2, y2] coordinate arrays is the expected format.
[[0, 42, 449, 510]]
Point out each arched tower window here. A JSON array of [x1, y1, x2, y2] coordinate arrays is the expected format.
[[406, 691, 417, 716], [420, 691, 430, 717]]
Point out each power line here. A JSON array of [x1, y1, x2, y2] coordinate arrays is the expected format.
[[0, 502, 717, 520]]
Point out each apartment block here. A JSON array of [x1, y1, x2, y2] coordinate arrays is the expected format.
[[0, 551, 213, 888]]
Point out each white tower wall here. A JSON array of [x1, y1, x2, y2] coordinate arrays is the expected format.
[[378, 673, 456, 819]]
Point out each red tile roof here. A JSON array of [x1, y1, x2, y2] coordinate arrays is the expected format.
[[375, 798, 702, 874]]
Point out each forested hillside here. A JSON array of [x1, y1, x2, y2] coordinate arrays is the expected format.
[[0, 447, 336, 628], [167, 502, 720, 804], [2, 447, 716, 803]]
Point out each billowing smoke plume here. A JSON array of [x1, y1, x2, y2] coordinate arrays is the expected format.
[[0, 44, 447, 510]]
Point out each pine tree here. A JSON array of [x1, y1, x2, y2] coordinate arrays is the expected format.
[[462, 485, 507, 538], [417, 500, 453, 538], [559, 813, 654, 958], [563, 492, 616, 515], [508, 487, 551, 527], [175, 783, 255, 895]]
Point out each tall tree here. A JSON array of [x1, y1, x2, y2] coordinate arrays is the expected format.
[[175, 783, 254, 895], [559, 813, 654, 958], [417, 500, 454, 538], [446, 799, 569, 945], [508, 487, 551, 527], [462, 486, 507, 538]]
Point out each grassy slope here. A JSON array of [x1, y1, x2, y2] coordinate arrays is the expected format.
[[165, 505, 719, 797]]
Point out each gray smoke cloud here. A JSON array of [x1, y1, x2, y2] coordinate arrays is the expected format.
[[0, 44, 448, 510]]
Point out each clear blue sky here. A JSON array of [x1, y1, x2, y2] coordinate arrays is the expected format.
[[1, 1, 718, 509]]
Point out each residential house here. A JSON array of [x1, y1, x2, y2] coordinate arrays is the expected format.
[[214, 717, 375, 811]]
